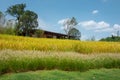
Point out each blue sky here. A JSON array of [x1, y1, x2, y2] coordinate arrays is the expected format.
[[0, 0, 120, 40]]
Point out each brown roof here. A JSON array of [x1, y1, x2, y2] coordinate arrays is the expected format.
[[43, 30, 67, 36]]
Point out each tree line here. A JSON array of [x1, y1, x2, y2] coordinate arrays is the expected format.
[[100, 36, 120, 42], [0, 3, 38, 36]]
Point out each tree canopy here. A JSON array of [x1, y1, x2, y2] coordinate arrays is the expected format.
[[100, 36, 120, 42], [6, 3, 38, 36], [68, 28, 81, 40], [6, 3, 26, 19], [60, 17, 78, 35], [19, 10, 38, 36], [59, 17, 81, 40]]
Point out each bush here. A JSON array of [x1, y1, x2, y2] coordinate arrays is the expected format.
[[0, 26, 15, 35], [34, 30, 44, 37]]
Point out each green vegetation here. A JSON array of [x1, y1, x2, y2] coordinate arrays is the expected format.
[[100, 36, 120, 42], [59, 17, 81, 40], [6, 3, 38, 36], [0, 69, 120, 80], [0, 50, 120, 75], [68, 28, 81, 40], [0, 3, 120, 80]]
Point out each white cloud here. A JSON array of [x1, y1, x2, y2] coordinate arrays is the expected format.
[[97, 21, 110, 29], [58, 18, 75, 31], [79, 20, 120, 35], [58, 18, 70, 30], [78, 20, 96, 30], [95, 28, 113, 32], [113, 24, 120, 30], [79, 20, 110, 30], [58, 18, 70, 25], [92, 10, 99, 14]]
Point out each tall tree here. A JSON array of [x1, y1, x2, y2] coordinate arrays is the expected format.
[[59, 17, 78, 35], [6, 3, 26, 20], [68, 28, 81, 40], [59, 17, 79, 39], [6, 3, 26, 35], [6, 3, 38, 36], [19, 10, 38, 36]]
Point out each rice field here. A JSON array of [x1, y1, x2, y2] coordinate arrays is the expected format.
[[0, 34, 120, 53], [0, 34, 120, 75]]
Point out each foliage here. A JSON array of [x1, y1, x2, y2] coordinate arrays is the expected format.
[[34, 29, 44, 37], [68, 28, 81, 40], [100, 36, 120, 42], [6, 3, 38, 36], [6, 4, 26, 18], [0, 50, 120, 74], [0, 12, 15, 35], [0, 26, 15, 35], [0, 34, 120, 53], [0, 69, 120, 80], [59, 17, 79, 37], [19, 10, 38, 36]]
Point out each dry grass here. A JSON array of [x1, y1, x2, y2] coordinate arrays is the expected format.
[[0, 50, 120, 75]]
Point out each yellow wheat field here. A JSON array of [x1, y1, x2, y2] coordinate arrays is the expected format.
[[0, 34, 120, 53]]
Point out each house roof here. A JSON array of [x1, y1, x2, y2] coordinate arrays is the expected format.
[[43, 30, 67, 36]]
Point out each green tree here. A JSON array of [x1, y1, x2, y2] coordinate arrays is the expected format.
[[100, 36, 120, 42], [34, 29, 44, 37], [60, 17, 77, 35], [19, 10, 38, 36], [6, 3, 26, 35], [68, 28, 81, 40], [6, 3, 38, 36], [59, 17, 78, 39], [6, 3, 26, 20]]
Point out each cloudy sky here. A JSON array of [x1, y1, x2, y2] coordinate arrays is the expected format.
[[0, 0, 120, 40]]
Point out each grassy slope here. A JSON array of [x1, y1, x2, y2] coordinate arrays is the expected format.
[[0, 34, 120, 78], [0, 50, 120, 75], [0, 69, 120, 80], [0, 34, 120, 53]]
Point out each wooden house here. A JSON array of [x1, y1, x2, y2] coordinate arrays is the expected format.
[[42, 30, 68, 39]]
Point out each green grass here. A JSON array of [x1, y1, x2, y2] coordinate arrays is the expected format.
[[0, 50, 120, 75], [0, 69, 120, 80]]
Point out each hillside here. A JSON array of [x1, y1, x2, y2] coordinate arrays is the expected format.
[[0, 34, 120, 80], [0, 34, 120, 53]]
